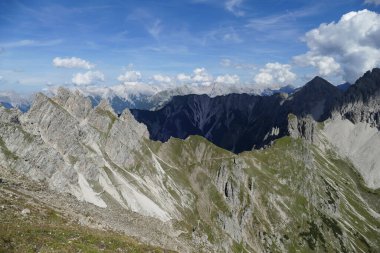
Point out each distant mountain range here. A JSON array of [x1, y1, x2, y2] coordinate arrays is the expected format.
[[131, 76, 343, 153], [1, 82, 297, 114], [0, 91, 31, 112], [84, 82, 293, 113], [0, 69, 379, 252]]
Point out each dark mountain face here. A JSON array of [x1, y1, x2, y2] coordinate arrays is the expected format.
[[131, 76, 343, 153], [133, 93, 290, 153], [337, 68, 380, 128], [289, 76, 343, 120], [337, 82, 351, 92], [342, 68, 380, 103]]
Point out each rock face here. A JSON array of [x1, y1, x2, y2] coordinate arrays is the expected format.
[[338, 68, 380, 128], [287, 114, 316, 143], [323, 68, 380, 189], [0, 86, 380, 252], [131, 76, 342, 153], [0, 88, 186, 223]]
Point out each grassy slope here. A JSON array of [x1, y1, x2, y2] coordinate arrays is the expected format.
[[0, 181, 173, 253], [154, 135, 380, 252]]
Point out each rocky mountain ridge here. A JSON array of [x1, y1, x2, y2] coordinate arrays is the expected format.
[[0, 69, 380, 252], [131, 75, 344, 153]]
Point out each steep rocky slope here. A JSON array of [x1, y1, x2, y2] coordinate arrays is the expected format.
[[131, 76, 342, 153], [0, 88, 379, 252], [0, 166, 172, 252], [323, 68, 380, 189]]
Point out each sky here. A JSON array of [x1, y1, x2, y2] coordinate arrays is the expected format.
[[0, 0, 380, 93]]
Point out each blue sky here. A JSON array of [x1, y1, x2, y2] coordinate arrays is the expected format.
[[0, 0, 380, 93]]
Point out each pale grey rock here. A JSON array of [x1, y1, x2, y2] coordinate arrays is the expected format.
[[21, 208, 30, 216], [287, 114, 316, 143], [53, 87, 93, 120], [0, 89, 182, 222], [0, 106, 21, 124], [323, 114, 380, 189]]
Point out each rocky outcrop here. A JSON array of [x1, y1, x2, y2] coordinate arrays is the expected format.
[[287, 114, 317, 143]]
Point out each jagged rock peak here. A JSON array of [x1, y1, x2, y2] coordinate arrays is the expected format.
[[95, 99, 117, 116], [344, 67, 380, 102], [297, 76, 340, 94], [30, 92, 50, 108], [120, 108, 138, 121], [51, 87, 93, 119], [119, 109, 149, 138]]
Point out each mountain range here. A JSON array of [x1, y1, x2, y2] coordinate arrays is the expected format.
[[131, 76, 342, 153], [1, 82, 296, 115], [0, 69, 379, 252]]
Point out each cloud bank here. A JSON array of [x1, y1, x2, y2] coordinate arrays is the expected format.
[[294, 9, 380, 83]]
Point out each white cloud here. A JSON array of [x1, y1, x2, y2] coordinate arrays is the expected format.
[[192, 68, 213, 86], [177, 73, 191, 82], [294, 9, 380, 83], [176, 68, 213, 86], [365, 0, 380, 5], [294, 53, 341, 76], [117, 70, 142, 85], [215, 74, 240, 85], [53, 57, 94, 69], [254, 62, 296, 89], [72, 71, 105, 86], [225, 0, 244, 16], [153, 74, 171, 83]]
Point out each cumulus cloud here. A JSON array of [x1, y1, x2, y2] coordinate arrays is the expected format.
[[192, 68, 213, 86], [177, 73, 191, 82], [153, 74, 171, 83], [53, 57, 94, 69], [254, 62, 296, 89], [72, 71, 105, 86], [117, 70, 142, 85], [365, 0, 380, 5], [225, 0, 244, 16], [294, 9, 380, 82], [294, 53, 341, 76], [215, 74, 240, 85]]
